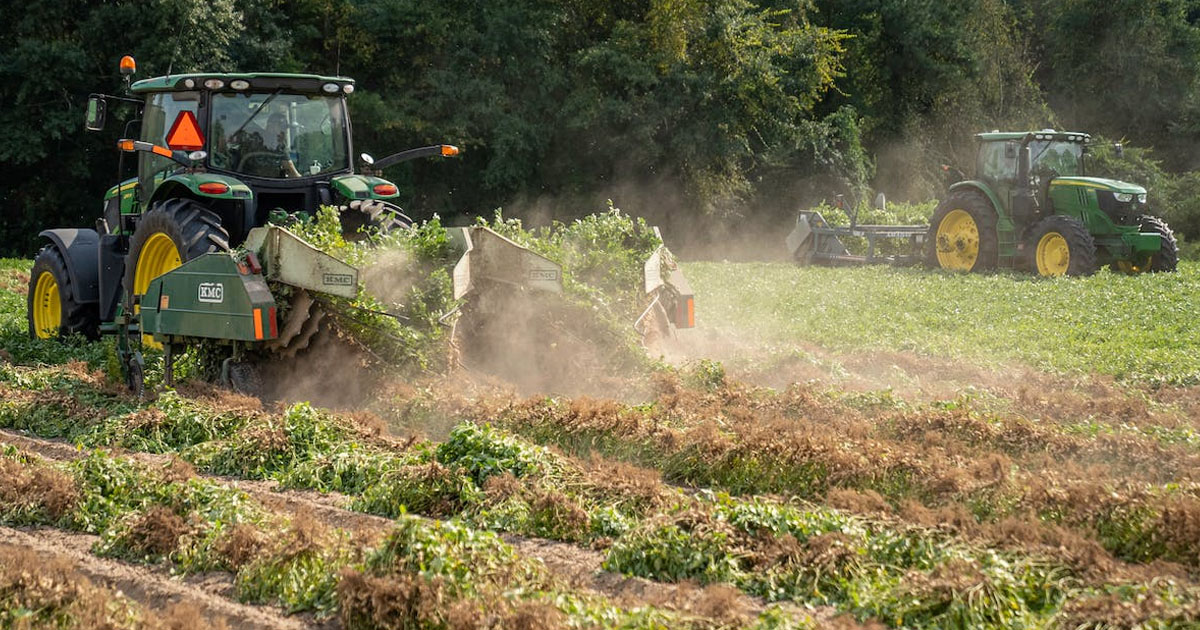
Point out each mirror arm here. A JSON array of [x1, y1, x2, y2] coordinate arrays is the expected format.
[[373, 144, 459, 170]]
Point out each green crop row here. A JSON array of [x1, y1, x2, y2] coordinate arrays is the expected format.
[[3, 363, 1196, 628], [0, 442, 814, 630]]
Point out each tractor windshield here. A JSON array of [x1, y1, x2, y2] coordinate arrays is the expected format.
[[1029, 140, 1082, 177], [208, 92, 349, 178]]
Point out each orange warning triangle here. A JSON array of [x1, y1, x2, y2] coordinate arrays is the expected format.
[[166, 110, 205, 151]]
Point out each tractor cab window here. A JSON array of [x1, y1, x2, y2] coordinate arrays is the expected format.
[[977, 141, 1018, 182], [139, 91, 200, 200], [1029, 140, 1082, 177], [208, 92, 349, 179]]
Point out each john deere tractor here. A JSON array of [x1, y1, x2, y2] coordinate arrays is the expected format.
[[928, 130, 1178, 276], [25, 57, 464, 391], [27, 56, 695, 395]]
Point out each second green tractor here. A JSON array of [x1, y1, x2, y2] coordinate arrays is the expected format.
[[929, 130, 1177, 276]]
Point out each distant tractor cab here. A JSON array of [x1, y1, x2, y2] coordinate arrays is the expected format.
[[928, 130, 1177, 276]]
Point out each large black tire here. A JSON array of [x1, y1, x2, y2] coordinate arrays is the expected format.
[[125, 198, 231, 303], [926, 190, 999, 272], [26, 246, 100, 340], [1114, 215, 1178, 273], [1025, 215, 1097, 277]]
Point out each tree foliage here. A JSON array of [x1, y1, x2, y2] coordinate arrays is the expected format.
[[3, 0, 1200, 257]]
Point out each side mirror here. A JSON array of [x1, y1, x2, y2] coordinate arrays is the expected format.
[[360, 152, 375, 165], [874, 192, 886, 211], [1114, 143, 1124, 158], [85, 95, 107, 132]]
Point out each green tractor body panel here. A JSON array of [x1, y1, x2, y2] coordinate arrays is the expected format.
[[141, 253, 278, 343], [330, 174, 401, 201], [150, 172, 254, 203], [104, 179, 139, 216]]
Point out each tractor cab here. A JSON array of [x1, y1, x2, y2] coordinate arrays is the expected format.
[[85, 63, 458, 249]]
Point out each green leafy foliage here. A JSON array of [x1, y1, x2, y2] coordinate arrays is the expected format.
[[434, 423, 555, 486]]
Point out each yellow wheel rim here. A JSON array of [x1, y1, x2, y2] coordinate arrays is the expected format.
[[31, 271, 62, 339], [133, 232, 182, 347], [934, 209, 980, 271], [1035, 232, 1071, 276]]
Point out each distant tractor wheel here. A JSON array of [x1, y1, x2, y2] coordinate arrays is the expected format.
[[926, 191, 999, 272], [1025, 215, 1097, 277], [125, 198, 230, 346], [1112, 215, 1178, 274], [26, 246, 99, 340]]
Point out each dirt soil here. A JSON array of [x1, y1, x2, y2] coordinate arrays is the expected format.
[[0, 526, 320, 630]]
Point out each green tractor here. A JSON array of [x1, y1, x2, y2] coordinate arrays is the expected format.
[[27, 56, 463, 391], [928, 130, 1178, 276], [27, 56, 695, 395]]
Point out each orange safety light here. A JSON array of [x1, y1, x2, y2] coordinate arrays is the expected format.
[[118, 140, 136, 152], [372, 184, 398, 196], [440, 145, 460, 157], [165, 111, 204, 151], [198, 182, 229, 195], [119, 55, 136, 75]]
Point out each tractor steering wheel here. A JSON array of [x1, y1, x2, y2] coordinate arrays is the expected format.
[[237, 151, 289, 176]]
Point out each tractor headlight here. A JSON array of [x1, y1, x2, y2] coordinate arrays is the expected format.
[[1138, 193, 1147, 204], [1113, 192, 1134, 203]]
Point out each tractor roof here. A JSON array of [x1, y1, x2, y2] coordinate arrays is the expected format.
[[131, 72, 354, 95], [976, 130, 1091, 143]]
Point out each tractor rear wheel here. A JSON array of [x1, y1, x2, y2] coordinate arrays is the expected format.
[[125, 198, 230, 345], [26, 246, 99, 340], [1112, 215, 1178, 274], [926, 191, 999, 272], [1026, 215, 1097, 277]]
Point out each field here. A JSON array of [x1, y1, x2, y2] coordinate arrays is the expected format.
[[4, 253, 1200, 630]]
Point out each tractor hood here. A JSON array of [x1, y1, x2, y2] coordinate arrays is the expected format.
[[1050, 176, 1146, 195]]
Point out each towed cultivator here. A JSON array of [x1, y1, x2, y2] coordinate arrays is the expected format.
[[788, 130, 1179, 277], [27, 57, 693, 394]]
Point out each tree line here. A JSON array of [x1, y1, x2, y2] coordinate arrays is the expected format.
[[3, 0, 1200, 257]]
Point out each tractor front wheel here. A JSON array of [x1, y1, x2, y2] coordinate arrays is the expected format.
[[1026, 215, 1097, 277], [26, 246, 99, 340], [1112, 215, 1178, 274], [926, 191, 999, 272]]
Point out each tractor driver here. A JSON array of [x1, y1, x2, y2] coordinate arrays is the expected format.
[[236, 112, 302, 178]]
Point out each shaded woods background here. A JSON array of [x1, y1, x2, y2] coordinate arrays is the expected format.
[[4, 0, 1200, 258]]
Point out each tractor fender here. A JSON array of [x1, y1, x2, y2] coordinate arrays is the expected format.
[[330, 174, 401, 201], [948, 180, 1004, 214], [38, 229, 100, 304], [149, 173, 253, 204]]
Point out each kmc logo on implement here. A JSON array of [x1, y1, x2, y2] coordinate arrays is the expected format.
[[323, 273, 354, 287], [198, 282, 224, 304]]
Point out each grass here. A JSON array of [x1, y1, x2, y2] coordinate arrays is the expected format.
[[683, 261, 1200, 386]]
